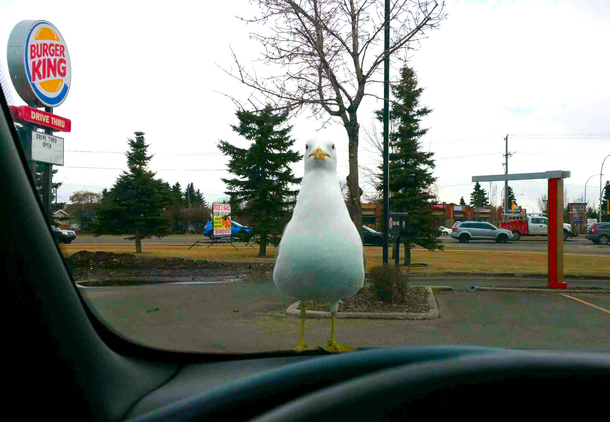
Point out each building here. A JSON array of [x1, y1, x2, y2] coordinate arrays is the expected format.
[[432, 203, 496, 227], [52, 209, 71, 229]]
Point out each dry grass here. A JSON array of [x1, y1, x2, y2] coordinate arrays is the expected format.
[[59, 244, 610, 276]]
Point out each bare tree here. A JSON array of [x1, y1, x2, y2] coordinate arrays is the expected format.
[[489, 183, 497, 207], [225, 0, 446, 232], [537, 194, 548, 215]]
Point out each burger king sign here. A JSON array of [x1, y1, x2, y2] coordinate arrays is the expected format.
[[7, 20, 71, 108]]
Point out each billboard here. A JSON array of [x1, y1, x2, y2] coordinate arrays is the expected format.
[[212, 203, 231, 237]]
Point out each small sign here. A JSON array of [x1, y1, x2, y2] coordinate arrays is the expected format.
[[454, 205, 463, 211], [32, 131, 63, 165], [212, 203, 231, 237], [433, 204, 444, 210], [10, 105, 71, 132]]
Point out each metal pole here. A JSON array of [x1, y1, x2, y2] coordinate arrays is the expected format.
[[382, 0, 390, 264], [600, 155, 609, 220], [42, 107, 54, 225], [504, 134, 509, 213], [584, 173, 600, 214]]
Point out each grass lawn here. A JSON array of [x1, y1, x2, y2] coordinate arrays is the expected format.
[[59, 243, 610, 276]]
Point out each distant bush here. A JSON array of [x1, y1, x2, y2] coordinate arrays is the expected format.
[[369, 265, 410, 304]]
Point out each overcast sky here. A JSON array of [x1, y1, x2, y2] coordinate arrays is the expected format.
[[1, 0, 609, 214]]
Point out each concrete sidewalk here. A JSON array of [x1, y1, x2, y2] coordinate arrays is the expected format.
[[79, 277, 610, 354]]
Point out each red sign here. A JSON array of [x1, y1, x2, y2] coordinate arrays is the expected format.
[[9, 105, 71, 132]]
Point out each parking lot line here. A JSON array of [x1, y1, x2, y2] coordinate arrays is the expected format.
[[561, 294, 610, 315]]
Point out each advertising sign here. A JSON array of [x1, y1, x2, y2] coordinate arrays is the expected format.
[[7, 20, 71, 107], [31, 131, 64, 165], [454, 205, 463, 211], [213, 203, 231, 237], [9, 105, 71, 132], [433, 204, 445, 210]]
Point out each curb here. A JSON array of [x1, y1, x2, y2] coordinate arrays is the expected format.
[[468, 287, 610, 294], [285, 287, 440, 320]]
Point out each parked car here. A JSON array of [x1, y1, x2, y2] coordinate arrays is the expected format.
[[362, 225, 393, 245], [451, 221, 514, 243], [437, 226, 452, 236], [62, 228, 77, 243], [50, 225, 76, 244], [203, 220, 252, 238], [585, 222, 610, 245]]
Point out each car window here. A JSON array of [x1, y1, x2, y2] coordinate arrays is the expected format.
[[2, 0, 610, 356]]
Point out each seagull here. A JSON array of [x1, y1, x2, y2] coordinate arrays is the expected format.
[[273, 139, 365, 353]]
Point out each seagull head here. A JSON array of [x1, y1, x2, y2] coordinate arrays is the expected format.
[[304, 139, 337, 173]]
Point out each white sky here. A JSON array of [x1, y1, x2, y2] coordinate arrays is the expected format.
[[1, 0, 609, 214]]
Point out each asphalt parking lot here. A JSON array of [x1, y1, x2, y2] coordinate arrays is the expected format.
[[79, 278, 610, 354]]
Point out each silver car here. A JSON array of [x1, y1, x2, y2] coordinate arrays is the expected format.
[[451, 221, 514, 243]]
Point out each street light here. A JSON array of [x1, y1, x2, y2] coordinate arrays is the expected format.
[[600, 155, 610, 220], [584, 173, 601, 213]]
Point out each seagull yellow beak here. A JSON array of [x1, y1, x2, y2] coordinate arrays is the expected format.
[[309, 147, 331, 160]]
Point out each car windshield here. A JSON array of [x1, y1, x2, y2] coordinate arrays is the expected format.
[[2, 0, 609, 356]]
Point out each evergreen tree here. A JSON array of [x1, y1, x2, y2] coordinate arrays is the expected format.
[[459, 197, 466, 206], [506, 186, 517, 207], [93, 132, 173, 253], [374, 65, 442, 265], [602, 181, 610, 221], [470, 182, 489, 207], [218, 106, 302, 257]]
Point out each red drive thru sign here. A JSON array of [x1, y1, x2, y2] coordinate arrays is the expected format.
[[9, 105, 71, 132]]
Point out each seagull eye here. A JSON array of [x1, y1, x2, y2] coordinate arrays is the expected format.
[[306, 144, 309, 149], [332, 144, 335, 150]]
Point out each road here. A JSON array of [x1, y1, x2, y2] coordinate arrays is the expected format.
[[78, 277, 610, 354], [72, 234, 609, 255]]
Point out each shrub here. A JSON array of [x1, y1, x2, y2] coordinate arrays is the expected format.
[[369, 264, 410, 304]]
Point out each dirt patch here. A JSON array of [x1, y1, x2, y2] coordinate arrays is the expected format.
[[67, 251, 274, 283], [299, 286, 430, 314]]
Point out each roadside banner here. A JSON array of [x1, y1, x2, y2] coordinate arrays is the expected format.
[[212, 203, 231, 237]]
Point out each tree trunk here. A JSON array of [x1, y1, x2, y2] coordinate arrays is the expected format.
[[135, 228, 142, 254], [345, 115, 363, 240], [259, 232, 267, 257], [403, 243, 411, 266]]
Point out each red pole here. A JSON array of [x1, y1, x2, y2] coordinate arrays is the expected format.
[[548, 178, 567, 289]]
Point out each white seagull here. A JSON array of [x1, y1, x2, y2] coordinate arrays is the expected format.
[[273, 139, 365, 353]]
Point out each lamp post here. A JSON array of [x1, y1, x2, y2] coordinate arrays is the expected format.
[[584, 173, 601, 216], [600, 155, 610, 220]]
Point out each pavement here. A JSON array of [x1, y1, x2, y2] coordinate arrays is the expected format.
[[71, 234, 610, 255], [78, 276, 610, 354]]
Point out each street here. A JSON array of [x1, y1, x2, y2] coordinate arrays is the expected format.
[[71, 234, 609, 255], [78, 278, 610, 354]]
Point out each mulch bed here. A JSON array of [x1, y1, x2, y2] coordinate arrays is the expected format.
[[299, 286, 430, 314]]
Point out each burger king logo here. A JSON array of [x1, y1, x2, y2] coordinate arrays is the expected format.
[[7, 20, 71, 108]]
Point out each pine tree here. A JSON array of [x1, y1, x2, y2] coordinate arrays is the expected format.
[[459, 197, 466, 206], [470, 182, 489, 207], [94, 132, 173, 253], [507, 186, 517, 207], [602, 180, 610, 221], [218, 106, 302, 257], [374, 65, 442, 265]]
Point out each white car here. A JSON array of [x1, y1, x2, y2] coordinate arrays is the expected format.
[[438, 226, 452, 236]]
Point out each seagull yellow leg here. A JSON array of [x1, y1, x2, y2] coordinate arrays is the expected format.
[[321, 313, 357, 353], [294, 304, 316, 352]]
